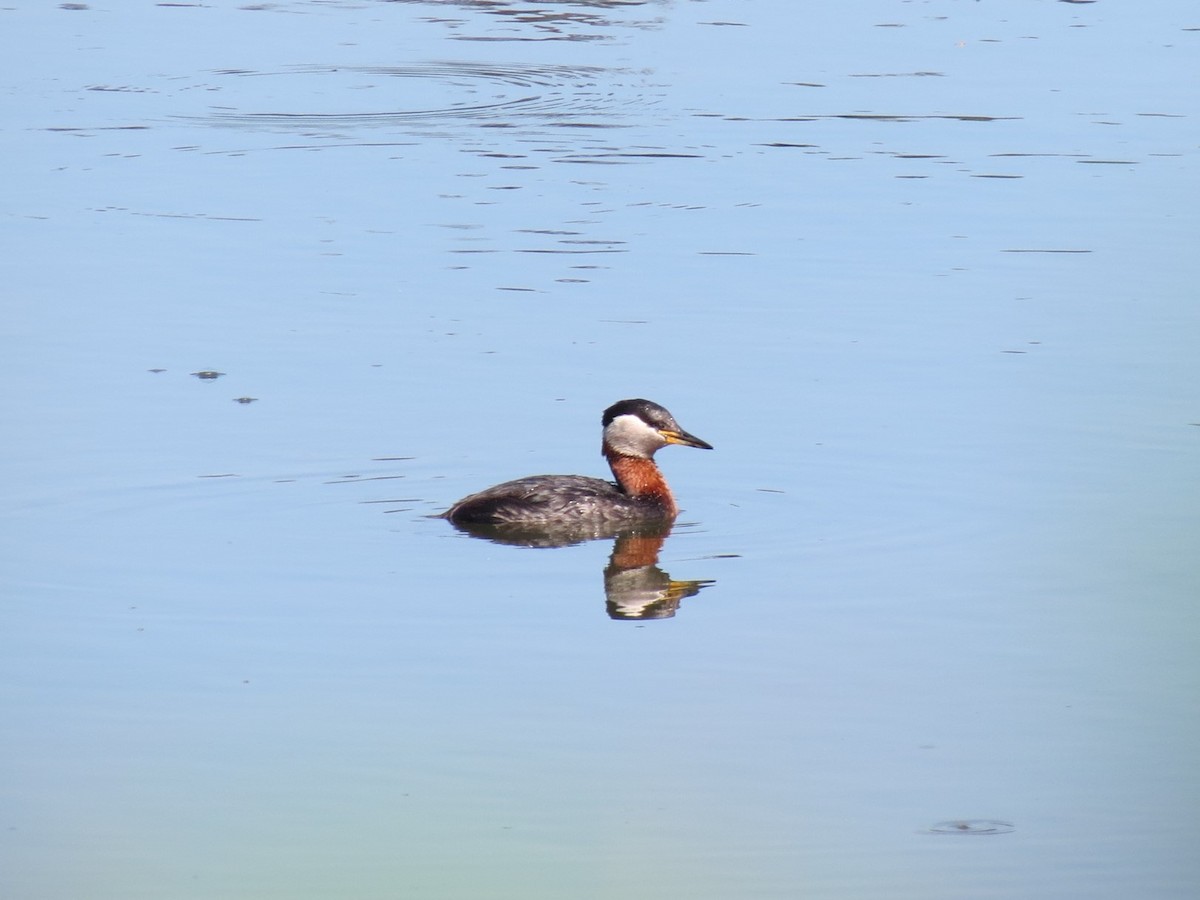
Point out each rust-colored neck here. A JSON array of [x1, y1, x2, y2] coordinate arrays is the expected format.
[[605, 451, 677, 517], [609, 531, 669, 569]]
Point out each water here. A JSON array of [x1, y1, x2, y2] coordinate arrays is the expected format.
[[3, 1, 1199, 898]]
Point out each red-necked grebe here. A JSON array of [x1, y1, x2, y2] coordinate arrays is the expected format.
[[442, 398, 712, 526]]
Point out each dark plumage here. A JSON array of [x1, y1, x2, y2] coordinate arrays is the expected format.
[[442, 399, 711, 527]]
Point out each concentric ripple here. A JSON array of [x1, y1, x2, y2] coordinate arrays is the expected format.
[[925, 819, 1015, 835], [191, 62, 639, 130]]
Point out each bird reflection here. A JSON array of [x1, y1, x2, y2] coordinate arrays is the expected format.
[[602, 528, 714, 620], [446, 518, 714, 620]]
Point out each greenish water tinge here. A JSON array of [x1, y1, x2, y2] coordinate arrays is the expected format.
[[3, 1, 1199, 898]]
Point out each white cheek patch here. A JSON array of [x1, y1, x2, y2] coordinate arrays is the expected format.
[[604, 414, 666, 457]]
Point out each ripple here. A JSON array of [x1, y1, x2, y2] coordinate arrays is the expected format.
[[925, 819, 1015, 835], [389, 0, 667, 42], [188, 62, 641, 131]]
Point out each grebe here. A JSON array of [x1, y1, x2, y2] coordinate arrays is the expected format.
[[443, 398, 712, 526]]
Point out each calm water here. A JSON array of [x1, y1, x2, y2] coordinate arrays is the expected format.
[[3, 1, 1199, 898]]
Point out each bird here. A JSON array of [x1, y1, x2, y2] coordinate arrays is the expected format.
[[442, 398, 712, 527]]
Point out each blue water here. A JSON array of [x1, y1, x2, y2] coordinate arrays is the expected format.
[[3, 1, 1199, 897]]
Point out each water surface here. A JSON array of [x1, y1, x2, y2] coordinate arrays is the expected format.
[[3, 1, 1199, 898]]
